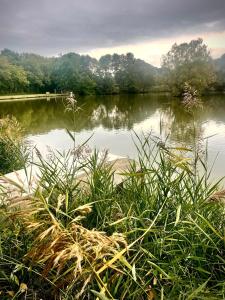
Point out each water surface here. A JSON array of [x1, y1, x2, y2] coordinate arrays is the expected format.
[[1, 93, 225, 179]]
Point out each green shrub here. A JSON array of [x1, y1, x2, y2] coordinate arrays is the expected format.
[[0, 116, 27, 174]]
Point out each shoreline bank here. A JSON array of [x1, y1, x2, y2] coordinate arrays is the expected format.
[[0, 93, 67, 101]]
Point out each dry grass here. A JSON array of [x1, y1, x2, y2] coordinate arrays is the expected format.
[[208, 189, 225, 203], [4, 192, 126, 298]]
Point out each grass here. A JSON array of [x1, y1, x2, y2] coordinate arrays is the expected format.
[[0, 116, 29, 174], [0, 133, 224, 299], [0, 94, 66, 101]]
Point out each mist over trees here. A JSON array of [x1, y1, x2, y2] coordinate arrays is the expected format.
[[0, 39, 224, 96], [161, 38, 217, 96], [0, 50, 158, 95], [214, 54, 225, 91]]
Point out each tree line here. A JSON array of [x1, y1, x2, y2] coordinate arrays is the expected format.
[[0, 50, 157, 95], [0, 38, 225, 96]]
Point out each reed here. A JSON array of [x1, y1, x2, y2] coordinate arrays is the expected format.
[[0, 133, 224, 299], [0, 116, 28, 174]]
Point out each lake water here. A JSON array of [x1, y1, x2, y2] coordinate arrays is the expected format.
[[1, 93, 225, 180]]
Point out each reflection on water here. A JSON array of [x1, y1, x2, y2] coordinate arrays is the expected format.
[[1, 93, 225, 179]]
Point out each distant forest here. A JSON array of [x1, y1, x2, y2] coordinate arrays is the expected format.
[[0, 39, 225, 95]]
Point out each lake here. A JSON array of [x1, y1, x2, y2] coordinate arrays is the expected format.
[[1, 93, 225, 180]]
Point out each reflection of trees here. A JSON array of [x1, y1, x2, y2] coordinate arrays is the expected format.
[[0, 94, 168, 134], [160, 100, 204, 146], [159, 94, 225, 149], [0, 94, 225, 147]]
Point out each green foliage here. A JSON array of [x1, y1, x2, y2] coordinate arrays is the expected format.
[[0, 56, 29, 94], [0, 136, 224, 299], [162, 38, 216, 96], [0, 116, 27, 174], [98, 53, 157, 94], [51, 53, 97, 95], [0, 49, 157, 95], [19, 53, 54, 93], [1, 41, 224, 96], [214, 54, 225, 91]]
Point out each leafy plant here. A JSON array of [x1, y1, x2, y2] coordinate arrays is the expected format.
[[0, 116, 28, 174]]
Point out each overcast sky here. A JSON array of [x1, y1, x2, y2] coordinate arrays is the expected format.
[[0, 0, 225, 66]]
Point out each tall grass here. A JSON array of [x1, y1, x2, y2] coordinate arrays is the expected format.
[[0, 116, 28, 174], [0, 132, 224, 299]]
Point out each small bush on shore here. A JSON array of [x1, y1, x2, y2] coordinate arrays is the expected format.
[[0, 116, 28, 174]]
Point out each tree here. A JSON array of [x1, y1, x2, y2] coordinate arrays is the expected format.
[[113, 53, 156, 93], [0, 56, 29, 94], [214, 53, 225, 91], [19, 53, 54, 92], [161, 38, 216, 96], [51, 53, 98, 94], [96, 55, 118, 94], [0, 49, 158, 95]]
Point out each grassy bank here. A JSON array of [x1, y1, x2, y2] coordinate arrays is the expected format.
[[0, 93, 67, 101], [0, 135, 224, 299]]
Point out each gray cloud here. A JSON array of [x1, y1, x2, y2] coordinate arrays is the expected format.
[[0, 0, 225, 55]]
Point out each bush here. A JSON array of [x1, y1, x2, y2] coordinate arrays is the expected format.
[[0, 116, 27, 174]]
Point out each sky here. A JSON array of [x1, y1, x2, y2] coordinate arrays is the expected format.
[[0, 0, 225, 66]]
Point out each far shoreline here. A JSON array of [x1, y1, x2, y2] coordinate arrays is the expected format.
[[0, 90, 224, 103], [0, 93, 67, 102]]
